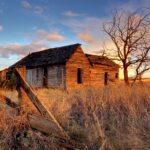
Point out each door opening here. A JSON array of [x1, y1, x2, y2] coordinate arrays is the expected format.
[[43, 67, 48, 87], [104, 72, 108, 85], [77, 68, 82, 84]]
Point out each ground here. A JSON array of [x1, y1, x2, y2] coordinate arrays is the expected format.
[[0, 82, 150, 149]]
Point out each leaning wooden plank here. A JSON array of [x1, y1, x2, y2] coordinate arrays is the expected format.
[[28, 114, 85, 149], [14, 68, 70, 140], [28, 114, 62, 135]]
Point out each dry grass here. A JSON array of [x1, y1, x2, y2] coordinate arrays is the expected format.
[[0, 90, 60, 150], [37, 83, 150, 149], [0, 83, 150, 149]]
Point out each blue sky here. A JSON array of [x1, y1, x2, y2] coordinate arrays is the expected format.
[[0, 0, 150, 77]]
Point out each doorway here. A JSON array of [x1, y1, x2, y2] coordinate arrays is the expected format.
[[104, 72, 108, 85], [77, 68, 82, 84], [43, 67, 48, 87]]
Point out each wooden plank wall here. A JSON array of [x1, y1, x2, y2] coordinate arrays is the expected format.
[[90, 64, 119, 88], [66, 47, 91, 89], [17, 66, 26, 79], [47, 65, 66, 88], [0, 68, 8, 80], [26, 66, 66, 89], [24, 48, 119, 89], [26, 68, 44, 88]]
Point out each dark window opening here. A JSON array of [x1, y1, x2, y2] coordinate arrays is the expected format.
[[104, 72, 108, 85], [43, 67, 48, 87], [6, 71, 12, 80], [115, 73, 118, 79], [36, 69, 39, 79], [77, 68, 82, 84]]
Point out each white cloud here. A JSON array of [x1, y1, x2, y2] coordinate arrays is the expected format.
[[0, 25, 3, 32], [0, 42, 48, 58], [21, 1, 32, 9], [47, 33, 65, 42], [76, 31, 94, 43], [62, 11, 85, 17], [0, 28, 65, 58], [36, 29, 66, 42]]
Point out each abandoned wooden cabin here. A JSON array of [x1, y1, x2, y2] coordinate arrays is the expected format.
[[1, 43, 119, 89]]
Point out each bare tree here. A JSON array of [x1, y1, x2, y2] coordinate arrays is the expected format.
[[103, 9, 150, 85]]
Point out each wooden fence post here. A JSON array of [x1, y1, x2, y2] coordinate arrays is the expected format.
[[16, 77, 23, 114], [14, 68, 70, 140]]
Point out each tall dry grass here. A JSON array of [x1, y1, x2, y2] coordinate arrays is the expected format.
[[37, 83, 150, 149], [0, 83, 149, 149], [0, 91, 60, 150]]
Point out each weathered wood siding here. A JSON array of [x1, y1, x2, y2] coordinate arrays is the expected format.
[[24, 47, 119, 89], [90, 64, 119, 88], [66, 47, 90, 89], [26, 65, 66, 88], [47, 65, 66, 88], [26, 68, 44, 88], [0, 68, 8, 80], [17, 66, 26, 79]]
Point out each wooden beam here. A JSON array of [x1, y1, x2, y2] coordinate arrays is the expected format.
[[14, 68, 70, 140], [28, 114, 65, 136], [28, 114, 85, 150]]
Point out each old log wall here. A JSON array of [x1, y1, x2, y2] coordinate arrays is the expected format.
[[90, 64, 119, 87], [66, 47, 91, 89]]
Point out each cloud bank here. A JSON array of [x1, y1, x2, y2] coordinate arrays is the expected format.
[[0, 42, 48, 58], [0, 29, 66, 58]]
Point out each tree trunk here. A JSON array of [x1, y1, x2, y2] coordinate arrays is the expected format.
[[123, 66, 129, 85]]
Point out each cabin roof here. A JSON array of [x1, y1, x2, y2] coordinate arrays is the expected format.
[[11, 43, 81, 68], [86, 54, 119, 67]]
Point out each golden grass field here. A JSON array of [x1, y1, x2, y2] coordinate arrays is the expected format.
[[0, 82, 150, 149]]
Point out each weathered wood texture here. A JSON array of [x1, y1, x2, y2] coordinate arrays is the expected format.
[[0, 44, 120, 89], [26, 67, 44, 88], [28, 114, 65, 136], [28, 114, 85, 149], [90, 64, 119, 87], [17, 86, 40, 114], [15, 69, 48, 115], [0, 67, 25, 81], [47, 65, 66, 88], [26, 65, 66, 88], [17, 66, 26, 79], [14, 68, 70, 139], [0, 68, 8, 80], [66, 47, 91, 89]]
